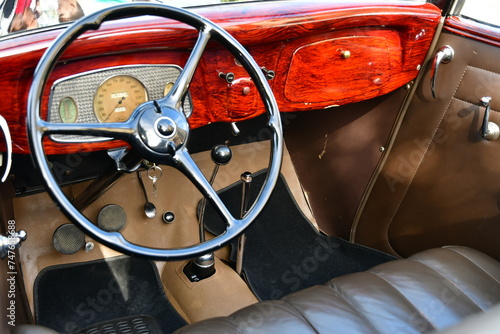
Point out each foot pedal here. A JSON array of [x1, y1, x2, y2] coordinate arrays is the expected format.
[[72, 315, 163, 334]]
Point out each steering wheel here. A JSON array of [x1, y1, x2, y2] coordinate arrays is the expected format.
[[27, 3, 283, 260]]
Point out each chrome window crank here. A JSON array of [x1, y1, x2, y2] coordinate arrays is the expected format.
[[480, 97, 500, 141], [430, 45, 454, 99]]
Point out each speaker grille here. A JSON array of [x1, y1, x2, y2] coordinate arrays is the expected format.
[[53, 224, 85, 255], [97, 204, 127, 232]]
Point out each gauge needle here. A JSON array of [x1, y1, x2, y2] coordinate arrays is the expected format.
[[103, 97, 126, 122]]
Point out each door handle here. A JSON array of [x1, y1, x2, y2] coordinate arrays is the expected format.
[[430, 45, 454, 98], [0, 115, 12, 183]]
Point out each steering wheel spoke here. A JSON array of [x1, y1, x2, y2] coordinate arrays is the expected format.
[[161, 27, 212, 110], [38, 119, 136, 141], [175, 148, 236, 226]]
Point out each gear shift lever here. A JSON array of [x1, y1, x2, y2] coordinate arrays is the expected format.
[[184, 144, 232, 282], [198, 145, 232, 242]]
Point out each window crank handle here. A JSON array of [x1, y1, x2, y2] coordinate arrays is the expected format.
[[480, 96, 500, 141]]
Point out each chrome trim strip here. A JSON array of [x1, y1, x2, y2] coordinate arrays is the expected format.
[[0, 115, 12, 183]]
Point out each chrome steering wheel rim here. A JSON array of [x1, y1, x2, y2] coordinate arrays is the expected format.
[[27, 3, 283, 261]]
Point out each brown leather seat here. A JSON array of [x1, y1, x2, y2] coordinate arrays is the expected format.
[[175, 246, 500, 333]]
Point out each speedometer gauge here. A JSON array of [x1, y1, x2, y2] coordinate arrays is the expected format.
[[93, 75, 148, 123]]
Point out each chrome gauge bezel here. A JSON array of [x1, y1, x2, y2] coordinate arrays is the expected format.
[[48, 64, 193, 142], [58, 96, 78, 123], [93, 74, 149, 123]]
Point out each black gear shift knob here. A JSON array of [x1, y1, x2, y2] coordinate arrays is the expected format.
[[211, 145, 232, 166]]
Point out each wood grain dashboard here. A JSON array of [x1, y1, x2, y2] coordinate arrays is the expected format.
[[0, 1, 441, 154]]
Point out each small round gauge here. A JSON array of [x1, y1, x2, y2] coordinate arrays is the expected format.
[[93, 75, 148, 123], [164, 82, 175, 97], [59, 97, 78, 123]]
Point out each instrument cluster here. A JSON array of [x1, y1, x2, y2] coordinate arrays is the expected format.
[[48, 65, 192, 142]]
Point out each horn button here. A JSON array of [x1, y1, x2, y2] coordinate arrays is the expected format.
[[156, 117, 176, 137], [137, 104, 189, 154]]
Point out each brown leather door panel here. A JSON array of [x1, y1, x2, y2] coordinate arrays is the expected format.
[[353, 29, 500, 260]]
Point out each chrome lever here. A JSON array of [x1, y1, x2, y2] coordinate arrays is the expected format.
[[430, 45, 454, 99], [0, 230, 27, 259], [0, 115, 12, 183], [236, 172, 252, 276], [184, 145, 232, 282], [480, 97, 500, 141]]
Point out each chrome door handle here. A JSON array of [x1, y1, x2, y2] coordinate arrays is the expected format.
[[0, 115, 12, 183], [430, 45, 454, 98]]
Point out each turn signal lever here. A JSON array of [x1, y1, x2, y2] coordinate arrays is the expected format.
[[184, 144, 232, 282]]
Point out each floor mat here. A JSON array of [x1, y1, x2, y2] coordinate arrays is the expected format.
[[203, 170, 396, 300], [35, 256, 186, 333]]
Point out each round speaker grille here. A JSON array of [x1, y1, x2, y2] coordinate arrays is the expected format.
[[97, 204, 127, 232], [52, 224, 85, 255]]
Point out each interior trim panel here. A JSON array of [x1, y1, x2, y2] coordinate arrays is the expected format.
[[353, 28, 500, 260]]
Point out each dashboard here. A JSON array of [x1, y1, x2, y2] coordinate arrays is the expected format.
[[0, 1, 442, 156]]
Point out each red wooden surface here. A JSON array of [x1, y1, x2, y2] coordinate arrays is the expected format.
[[284, 34, 393, 105], [275, 21, 439, 111], [0, 1, 441, 154], [445, 16, 500, 48]]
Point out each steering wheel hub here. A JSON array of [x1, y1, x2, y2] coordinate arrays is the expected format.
[[137, 104, 188, 154]]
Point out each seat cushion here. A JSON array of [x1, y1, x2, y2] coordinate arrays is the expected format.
[[175, 246, 500, 333]]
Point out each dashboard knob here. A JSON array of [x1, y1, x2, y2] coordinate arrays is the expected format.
[[211, 145, 232, 166], [341, 50, 351, 59], [219, 72, 235, 83]]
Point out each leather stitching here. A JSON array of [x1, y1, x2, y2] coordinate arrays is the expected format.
[[455, 66, 500, 112], [327, 281, 380, 333], [385, 65, 470, 249], [446, 247, 500, 285], [453, 96, 499, 114], [466, 65, 500, 77], [407, 257, 484, 311]]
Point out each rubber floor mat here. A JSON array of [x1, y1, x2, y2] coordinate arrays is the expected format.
[[203, 170, 396, 300], [35, 256, 186, 333]]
